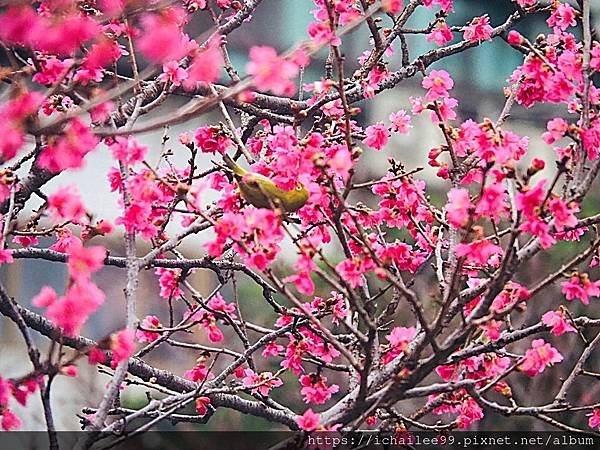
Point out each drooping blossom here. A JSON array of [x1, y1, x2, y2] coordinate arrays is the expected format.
[[296, 409, 321, 431], [299, 374, 339, 404], [519, 339, 563, 377], [541, 309, 576, 336], [561, 273, 600, 306]]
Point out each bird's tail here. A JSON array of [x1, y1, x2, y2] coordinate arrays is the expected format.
[[223, 154, 246, 177]]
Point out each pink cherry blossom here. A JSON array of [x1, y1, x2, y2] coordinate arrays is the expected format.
[[422, 70, 454, 101], [246, 46, 301, 96], [195, 397, 211, 416], [242, 369, 283, 396], [136, 315, 163, 343], [389, 110, 412, 134], [427, 21, 454, 46], [136, 11, 192, 64], [463, 15, 493, 42], [47, 186, 87, 224], [109, 137, 148, 165], [542, 310, 576, 336], [109, 329, 136, 369], [296, 408, 321, 431], [383, 326, 417, 364], [38, 118, 100, 172], [519, 339, 563, 377], [299, 374, 339, 404], [363, 123, 390, 150], [159, 61, 189, 86], [185, 363, 213, 383], [446, 188, 473, 228], [382, 0, 403, 15], [561, 273, 600, 306], [547, 3, 577, 31], [67, 242, 106, 282], [589, 409, 600, 430]]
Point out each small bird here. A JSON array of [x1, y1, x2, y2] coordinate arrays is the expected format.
[[222, 154, 309, 212]]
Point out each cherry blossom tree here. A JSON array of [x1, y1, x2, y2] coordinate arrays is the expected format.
[[1, 0, 600, 447]]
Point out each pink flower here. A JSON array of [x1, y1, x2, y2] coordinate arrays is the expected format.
[[423, 0, 454, 12], [1, 409, 21, 431], [446, 188, 473, 228], [516, 0, 536, 6], [427, 21, 453, 46], [184, 363, 213, 383], [463, 15, 493, 42], [519, 339, 563, 377], [547, 3, 577, 31], [363, 123, 390, 150], [507, 30, 523, 46], [382, 0, 403, 14], [242, 369, 283, 396], [136, 315, 163, 343], [542, 310, 576, 336], [284, 271, 315, 295], [47, 186, 86, 224], [136, 11, 191, 64], [456, 397, 484, 429], [195, 396, 211, 416], [389, 110, 412, 134], [155, 268, 183, 299], [561, 273, 600, 306], [383, 326, 417, 364], [45, 280, 105, 336], [542, 118, 569, 145], [299, 374, 339, 404], [109, 137, 148, 165], [296, 408, 321, 431], [328, 145, 353, 180], [194, 126, 232, 154], [589, 409, 600, 429], [335, 258, 366, 288], [185, 37, 224, 87], [475, 183, 508, 221], [455, 240, 503, 266], [515, 179, 546, 219], [67, 241, 106, 282], [262, 342, 284, 358], [32, 286, 59, 308], [422, 70, 454, 101], [307, 22, 341, 47], [32, 57, 74, 86], [109, 329, 136, 369], [0, 249, 13, 265], [38, 118, 99, 172], [158, 61, 189, 86], [548, 198, 578, 231], [246, 46, 301, 96]]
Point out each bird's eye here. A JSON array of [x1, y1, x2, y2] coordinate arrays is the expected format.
[[296, 184, 303, 191]]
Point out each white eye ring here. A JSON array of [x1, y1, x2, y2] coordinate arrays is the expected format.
[[296, 185, 303, 191]]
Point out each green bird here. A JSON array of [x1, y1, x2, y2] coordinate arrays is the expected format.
[[222, 154, 309, 213]]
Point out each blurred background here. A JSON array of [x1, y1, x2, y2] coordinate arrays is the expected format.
[[1, 0, 600, 434]]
